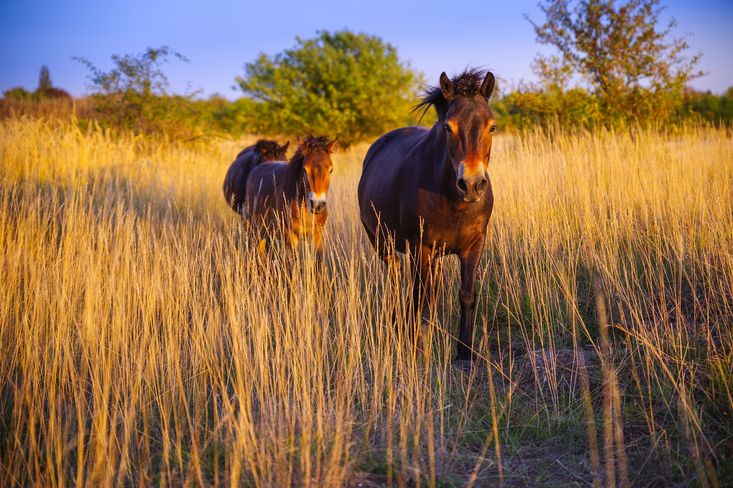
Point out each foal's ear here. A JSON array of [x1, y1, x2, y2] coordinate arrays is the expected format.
[[281, 141, 290, 152], [480, 72, 495, 100], [327, 139, 338, 153], [439, 72, 455, 101]]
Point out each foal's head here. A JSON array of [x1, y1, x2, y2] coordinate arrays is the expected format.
[[417, 69, 496, 202], [255, 139, 290, 161], [293, 136, 337, 214]]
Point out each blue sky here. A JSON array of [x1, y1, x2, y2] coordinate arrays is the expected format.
[[1, 0, 732, 99]]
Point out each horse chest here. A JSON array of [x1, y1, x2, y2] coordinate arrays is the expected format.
[[415, 188, 490, 252], [289, 202, 325, 237]]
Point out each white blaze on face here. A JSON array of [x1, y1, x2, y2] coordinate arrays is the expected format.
[[457, 160, 486, 180], [456, 163, 467, 181], [307, 191, 326, 212]]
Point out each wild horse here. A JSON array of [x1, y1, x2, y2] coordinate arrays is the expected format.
[[223, 139, 289, 214], [358, 69, 497, 361], [245, 135, 337, 258]]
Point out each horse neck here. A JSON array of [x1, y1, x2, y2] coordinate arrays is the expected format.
[[284, 156, 308, 201], [422, 124, 459, 198]]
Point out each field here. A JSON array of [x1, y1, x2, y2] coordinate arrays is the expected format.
[[1, 117, 732, 486]]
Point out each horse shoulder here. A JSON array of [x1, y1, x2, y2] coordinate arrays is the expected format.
[[362, 126, 428, 170], [246, 163, 277, 202]]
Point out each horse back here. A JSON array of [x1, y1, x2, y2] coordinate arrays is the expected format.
[[223, 146, 262, 212], [358, 127, 431, 251], [361, 126, 428, 172], [244, 162, 289, 216]]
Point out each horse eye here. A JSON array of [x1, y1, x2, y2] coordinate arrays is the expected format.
[[444, 124, 452, 134], [489, 125, 497, 134], [329, 166, 333, 174]]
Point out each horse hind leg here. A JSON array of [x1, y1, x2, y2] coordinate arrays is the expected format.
[[363, 222, 401, 271], [406, 245, 442, 355], [363, 224, 409, 336]]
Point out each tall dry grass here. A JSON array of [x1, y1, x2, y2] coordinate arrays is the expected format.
[[1, 117, 731, 486]]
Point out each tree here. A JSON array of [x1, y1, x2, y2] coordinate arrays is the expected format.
[[527, 0, 702, 123], [38, 65, 52, 91], [75, 46, 199, 136], [237, 30, 420, 146]]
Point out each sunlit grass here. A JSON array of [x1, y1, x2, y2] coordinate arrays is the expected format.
[[1, 117, 731, 486]]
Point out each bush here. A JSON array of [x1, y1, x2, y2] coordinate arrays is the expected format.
[[680, 87, 733, 125], [2, 87, 33, 102], [37, 87, 73, 101], [495, 85, 601, 130], [1, 81, 77, 121], [76, 46, 208, 138]]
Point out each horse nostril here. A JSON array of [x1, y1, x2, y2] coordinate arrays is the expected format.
[[476, 178, 488, 194], [311, 200, 326, 213], [457, 178, 468, 193]]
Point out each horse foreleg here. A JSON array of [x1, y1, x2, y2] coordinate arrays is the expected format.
[[411, 246, 438, 336], [287, 228, 299, 250], [312, 223, 325, 265], [456, 242, 484, 361], [257, 237, 267, 256]]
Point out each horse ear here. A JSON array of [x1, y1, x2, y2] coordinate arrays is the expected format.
[[439, 72, 455, 101], [281, 141, 290, 152], [327, 139, 338, 152], [480, 72, 495, 100]]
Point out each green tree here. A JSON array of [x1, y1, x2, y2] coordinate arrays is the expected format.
[[35, 64, 72, 101], [237, 30, 420, 146], [527, 0, 702, 123], [38, 65, 52, 91]]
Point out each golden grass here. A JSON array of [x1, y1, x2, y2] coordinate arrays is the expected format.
[[1, 117, 732, 486]]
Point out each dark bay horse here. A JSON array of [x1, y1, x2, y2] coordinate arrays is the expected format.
[[223, 139, 289, 214], [358, 69, 497, 361], [245, 136, 337, 256]]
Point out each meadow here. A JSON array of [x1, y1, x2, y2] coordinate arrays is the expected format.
[[1, 117, 731, 486]]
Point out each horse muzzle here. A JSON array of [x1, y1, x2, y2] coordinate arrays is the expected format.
[[307, 193, 327, 214], [456, 174, 488, 203]]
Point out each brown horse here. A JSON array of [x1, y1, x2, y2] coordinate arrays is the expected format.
[[358, 69, 496, 361], [245, 135, 337, 256], [223, 139, 289, 214]]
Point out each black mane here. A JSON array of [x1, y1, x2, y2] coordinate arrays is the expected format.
[[296, 135, 331, 156], [254, 139, 287, 161], [413, 68, 489, 122], [235, 139, 286, 160], [286, 135, 333, 187], [289, 135, 331, 165]]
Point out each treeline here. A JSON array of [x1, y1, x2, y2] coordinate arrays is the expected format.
[[3, 0, 732, 143], [493, 84, 733, 130], [4, 71, 730, 141]]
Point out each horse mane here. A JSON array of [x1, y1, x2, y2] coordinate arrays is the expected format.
[[413, 68, 489, 122], [285, 135, 333, 191], [287, 135, 331, 168], [254, 139, 288, 161]]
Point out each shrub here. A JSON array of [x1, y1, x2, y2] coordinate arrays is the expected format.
[[76, 46, 206, 138]]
